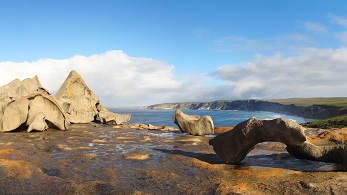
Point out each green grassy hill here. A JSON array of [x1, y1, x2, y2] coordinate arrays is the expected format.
[[268, 97, 347, 128], [301, 114, 347, 129], [268, 97, 347, 108]]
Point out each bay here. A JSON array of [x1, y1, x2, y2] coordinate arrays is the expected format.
[[109, 108, 311, 127]]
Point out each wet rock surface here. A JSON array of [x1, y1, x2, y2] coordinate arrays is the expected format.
[[0, 124, 346, 194]]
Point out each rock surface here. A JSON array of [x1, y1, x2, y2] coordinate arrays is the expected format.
[[0, 76, 49, 119], [0, 124, 345, 194], [172, 109, 214, 135], [54, 70, 100, 123], [97, 104, 131, 125], [0, 70, 130, 132], [55, 70, 130, 124], [0, 93, 69, 132], [209, 117, 347, 168], [209, 117, 306, 163]]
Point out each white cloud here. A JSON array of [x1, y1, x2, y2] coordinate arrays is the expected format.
[[304, 21, 328, 34], [328, 14, 347, 28], [0, 50, 191, 107], [336, 31, 347, 43], [213, 34, 312, 55], [2, 47, 347, 107], [211, 48, 347, 99]]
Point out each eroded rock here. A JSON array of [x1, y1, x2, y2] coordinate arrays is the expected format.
[[173, 109, 214, 135], [209, 117, 347, 168], [0, 93, 69, 132], [286, 142, 347, 167], [0, 98, 30, 132], [55, 70, 130, 124], [209, 117, 307, 163], [54, 70, 99, 123], [97, 104, 131, 125], [0, 76, 49, 120], [26, 93, 69, 131]]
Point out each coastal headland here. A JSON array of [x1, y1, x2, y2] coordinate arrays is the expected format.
[[145, 98, 347, 120]]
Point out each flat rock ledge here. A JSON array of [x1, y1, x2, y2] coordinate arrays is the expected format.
[[113, 123, 179, 131], [209, 117, 347, 169]]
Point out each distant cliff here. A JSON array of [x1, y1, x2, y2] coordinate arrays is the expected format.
[[145, 100, 347, 119]]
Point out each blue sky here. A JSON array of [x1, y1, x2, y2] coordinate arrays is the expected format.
[[1, 1, 347, 107]]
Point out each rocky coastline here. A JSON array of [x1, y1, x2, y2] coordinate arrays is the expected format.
[[145, 99, 347, 119], [0, 71, 346, 194]]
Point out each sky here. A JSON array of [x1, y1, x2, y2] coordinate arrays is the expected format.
[[1, 0, 347, 107]]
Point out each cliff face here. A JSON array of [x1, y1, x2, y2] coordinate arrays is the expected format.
[[145, 100, 347, 119]]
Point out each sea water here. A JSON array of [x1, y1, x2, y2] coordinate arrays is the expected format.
[[109, 108, 310, 127]]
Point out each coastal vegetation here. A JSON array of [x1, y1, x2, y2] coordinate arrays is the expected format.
[[301, 114, 347, 129], [268, 97, 347, 108], [269, 97, 347, 128]]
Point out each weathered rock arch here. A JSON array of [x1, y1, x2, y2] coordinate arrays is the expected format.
[[209, 117, 347, 168]]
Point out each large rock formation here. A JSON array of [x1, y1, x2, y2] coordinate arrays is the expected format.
[[0, 76, 49, 117], [0, 93, 69, 132], [54, 70, 100, 123], [54, 70, 130, 124], [209, 117, 347, 168], [172, 109, 214, 135], [0, 76, 66, 132], [0, 70, 131, 132]]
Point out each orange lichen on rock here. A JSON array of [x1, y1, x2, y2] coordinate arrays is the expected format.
[[307, 128, 347, 145], [189, 158, 221, 171], [123, 153, 150, 161], [145, 170, 179, 178], [216, 182, 253, 195], [0, 159, 33, 179], [214, 126, 234, 134], [0, 149, 14, 159], [235, 168, 300, 179]]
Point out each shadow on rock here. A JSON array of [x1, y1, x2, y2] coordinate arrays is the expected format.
[[154, 148, 346, 172], [153, 148, 224, 164]]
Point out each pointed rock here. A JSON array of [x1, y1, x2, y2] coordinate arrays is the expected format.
[[55, 70, 130, 124], [54, 70, 100, 123]]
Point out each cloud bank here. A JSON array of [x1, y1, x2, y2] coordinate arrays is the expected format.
[[0, 50, 222, 107], [211, 48, 347, 99], [1, 48, 347, 108]]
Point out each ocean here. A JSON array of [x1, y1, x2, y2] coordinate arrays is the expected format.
[[109, 108, 311, 127]]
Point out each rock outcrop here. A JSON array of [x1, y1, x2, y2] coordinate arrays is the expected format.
[[0, 70, 131, 132], [54, 70, 131, 124], [0, 76, 49, 118], [209, 117, 347, 168], [0, 76, 67, 132], [97, 104, 131, 124], [172, 109, 214, 135], [54, 70, 100, 123], [0, 93, 68, 132]]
